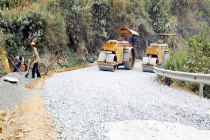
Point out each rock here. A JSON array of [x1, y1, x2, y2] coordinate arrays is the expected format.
[[16, 132, 24, 138], [4, 77, 19, 83], [0, 117, 4, 121], [9, 134, 14, 138], [0, 110, 6, 116]]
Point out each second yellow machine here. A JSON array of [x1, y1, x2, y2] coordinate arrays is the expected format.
[[142, 33, 177, 72], [97, 28, 139, 72]]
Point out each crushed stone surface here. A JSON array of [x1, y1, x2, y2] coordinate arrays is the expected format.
[[1, 71, 35, 86], [42, 62, 210, 140], [0, 72, 41, 110]]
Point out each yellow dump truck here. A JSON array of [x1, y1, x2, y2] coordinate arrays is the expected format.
[[142, 33, 177, 72], [97, 28, 139, 72]]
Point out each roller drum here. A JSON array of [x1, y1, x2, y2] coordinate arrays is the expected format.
[[124, 47, 135, 70], [142, 65, 154, 72], [142, 57, 157, 65], [98, 64, 117, 72], [142, 57, 157, 72], [98, 53, 117, 72]]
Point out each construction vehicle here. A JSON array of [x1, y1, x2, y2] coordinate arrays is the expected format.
[[97, 28, 139, 72], [142, 33, 177, 72]]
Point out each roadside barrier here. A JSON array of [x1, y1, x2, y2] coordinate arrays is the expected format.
[[153, 66, 210, 97]]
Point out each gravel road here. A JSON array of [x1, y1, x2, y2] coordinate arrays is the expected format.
[[42, 62, 210, 140]]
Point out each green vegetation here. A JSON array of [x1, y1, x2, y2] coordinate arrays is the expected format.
[[57, 48, 86, 68], [0, 10, 51, 58], [144, 0, 210, 97], [164, 23, 210, 98], [0, 0, 209, 96], [165, 23, 210, 73], [165, 39, 186, 72], [184, 23, 210, 73], [0, 0, 152, 78], [146, 0, 210, 34]]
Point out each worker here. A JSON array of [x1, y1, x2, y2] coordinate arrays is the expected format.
[[131, 35, 137, 51], [158, 35, 164, 44], [13, 56, 27, 72], [29, 42, 41, 78]]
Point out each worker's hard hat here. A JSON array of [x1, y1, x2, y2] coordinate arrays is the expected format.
[[31, 42, 36, 46], [30, 42, 36, 48]]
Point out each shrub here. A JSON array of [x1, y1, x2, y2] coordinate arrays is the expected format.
[[0, 10, 51, 59], [0, 29, 7, 77], [146, 0, 178, 33], [184, 22, 210, 73], [58, 48, 86, 68], [164, 23, 210, 97], [86, 53, 97, 63], [165, 38, 186, 71], [0, 4, 68, 60], [58, 0, 92, 52], [165, 23, 210, 73], [169, 0, 190, 14], [204, 85, 210, 99]]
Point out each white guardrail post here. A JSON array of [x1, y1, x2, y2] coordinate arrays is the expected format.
[[153, 67, 210, 97]]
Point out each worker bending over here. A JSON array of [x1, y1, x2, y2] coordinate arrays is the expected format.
[[13, 56, 27, 72]]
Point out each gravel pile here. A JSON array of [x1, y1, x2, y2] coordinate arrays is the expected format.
[[0, 72, 41, 110], [42, 63, 210, 140]]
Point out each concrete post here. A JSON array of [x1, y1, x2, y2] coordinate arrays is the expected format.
[[198, 72, 204, 97], [177, 80, 183, 87], [199, 83, 204, 97]]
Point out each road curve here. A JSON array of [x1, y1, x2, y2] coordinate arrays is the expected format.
[[42, 62, 210, 140]]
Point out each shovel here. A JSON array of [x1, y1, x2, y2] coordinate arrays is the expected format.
[[25, 71, 29, 78], [25, 60, 32, 78]]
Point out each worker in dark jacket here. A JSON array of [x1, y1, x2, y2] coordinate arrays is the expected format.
[[131, 35, 137, 51]]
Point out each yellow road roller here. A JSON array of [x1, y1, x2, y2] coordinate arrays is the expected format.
[[142, 33, 177, 72], [97, 28, 139, 72]]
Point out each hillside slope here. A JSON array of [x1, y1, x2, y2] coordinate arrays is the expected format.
[[0, 0, 210, 75]]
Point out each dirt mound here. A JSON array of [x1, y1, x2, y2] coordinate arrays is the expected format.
[[0, 97, 57, 140]]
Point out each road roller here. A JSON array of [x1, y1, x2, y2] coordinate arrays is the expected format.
[[142, 33, 177, 72], [97, 28, 139, 72]]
